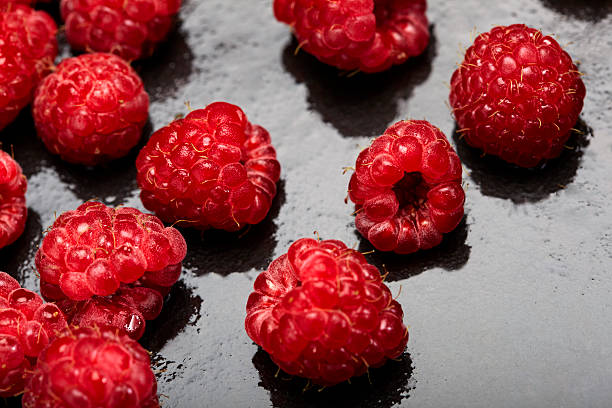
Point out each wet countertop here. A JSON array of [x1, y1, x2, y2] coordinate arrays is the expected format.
[[2, 0, 612, 407]]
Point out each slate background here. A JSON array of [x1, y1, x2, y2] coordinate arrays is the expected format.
[[2, 0, 612, 407]]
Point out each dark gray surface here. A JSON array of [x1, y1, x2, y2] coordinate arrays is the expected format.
[[2, 0, 612, 407]]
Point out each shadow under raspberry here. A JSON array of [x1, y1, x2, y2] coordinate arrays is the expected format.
[[136, 23, 195, 101], [252, 349, 415, 408], [181, 179, 286, 276], [357, 217, 471, 282], [538, 0, 612, 22], [139, 280, 203, 353], [281, 26, 437, 138], [452, 118, 592, 204]]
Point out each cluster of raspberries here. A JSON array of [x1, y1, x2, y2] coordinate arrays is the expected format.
[[0, 202, 186, 405], [0, 0, 589, 403]]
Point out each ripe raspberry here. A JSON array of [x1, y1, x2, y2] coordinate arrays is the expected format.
[[136, 102, 281, 231], [35, 201, 187, 302], [274, 0, 429, 73], [347, 120, 465, 254], [53, 283, 166, 340], [245, 238, 409, 386], [449, 24, 586, 168], [0, 4, 57, 131], [0, 272, 68, 397], [61, 0, 182, 61], [33, 53, 150, 165], [22, 326, 159, 408], [0, 150, 27, 249]]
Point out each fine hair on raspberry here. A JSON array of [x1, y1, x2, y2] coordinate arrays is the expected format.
[[136, 101, 281, 231], [0, 4, 58, 131], [348, 120, 465, 254], [60, 0, 182, 61], [33, 53, 150, 166], [0, 272, 68, 397], [274, 0, 430, 73], [35, 201, 187, 302], [450, 24, 586, 167], [22, 326, 159, 408], [0, 150, 27, 249], [246, 238, 409, 386]]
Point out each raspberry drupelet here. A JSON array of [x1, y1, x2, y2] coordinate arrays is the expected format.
[[348, 120, 465, 254], [0, 150, 27, 249], [274, 0, 430, 73], [35, 201, 187, 302], [22, 326, 159, 408], [54, 282, 166, 340], [136, 102, 281, 232], [33, 53, 150, 166], [450, 24, 586, 167], [61, 0, 182, 61], [0, 4, 57, 132], [245, 238, 409, 386], [0, 272, 68, 397]]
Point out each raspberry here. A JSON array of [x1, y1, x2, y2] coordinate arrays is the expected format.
[[0, 150, 27, 249], [33, 53, 150, 166], [347, 120, 465, 254], [22, 326, 159, 408], [274, 0, 429, 73], [449, 24, 586, 168], [61, 0, 182, 61], [0, 4, 57, 131], [35, 201, 187, 301], [53, 283, 166, 340], [136, 102, 281, 231], [0, 272, 68, 397], [245, 238, 409, 386]]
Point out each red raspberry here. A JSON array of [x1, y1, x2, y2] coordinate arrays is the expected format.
[[53, 283, 166, 340], [449, 24, 586, 168], [0, 4, 57, 131], [245, 238, 409, 386], [61, 0, 182, 61], [22, 326, 159, 408], [35, 201, 187, 302], [136, 102, 281, 231], [0, 150, 27, 249], [274, 0, 429, 73], [33, 53, 150, 165], [0, 272, 68, 397], [347, 120, 465, 254]]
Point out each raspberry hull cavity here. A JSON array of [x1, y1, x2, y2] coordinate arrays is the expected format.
[[450, 24, 586, 167], [33, 53, 149, 165], [274, 0, 430, 73], [22, 326, 159, 408], [245, 238, 409, 386], [348, 120, 465, 254], [35, 201, 187, 301], [0, 151, 27, 249], [136, 102, 281, 231], [61, 0, 182, 61], [0, 272, 68, 397], [0, 5, 57, 131]]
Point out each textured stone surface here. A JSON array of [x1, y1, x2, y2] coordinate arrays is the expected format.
[[1, 0, 611, 407]]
